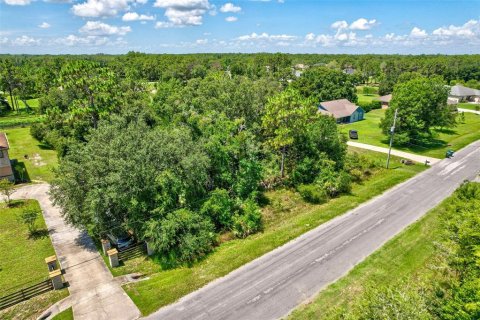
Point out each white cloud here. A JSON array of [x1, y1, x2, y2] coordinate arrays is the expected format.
[[195, 38, 208, 44], [305, 33, 315, 41], [0, 37, 9, 44], [432, 19, 478, 38], [220, 2, 240, 13], [39, 22, 51, 29], [72, 0, 133, 17], [79, 21, 131, 36], [331, 20, 348, 30], [225, 16, 237, 22], [349, 18, 377, 30], [12, 35, 40, 46], [55, 34, 108, 46], [236, 32, 296, 41], [122, 11, 155, 21], [410, 27, 427, 38], [154, 0, 212, 27], [4, 0, 31, 5]]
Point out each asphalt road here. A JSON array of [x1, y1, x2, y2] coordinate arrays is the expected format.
[[146, 140, 480, 320]]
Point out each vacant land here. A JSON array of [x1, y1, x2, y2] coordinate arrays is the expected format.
[[123, 149, 426, 315], [340, 108, 480, 158], [0, 200, 68, 320], [3, 126, 57, 182]]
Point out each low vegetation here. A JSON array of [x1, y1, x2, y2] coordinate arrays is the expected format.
[[289, 181, 480, 320]]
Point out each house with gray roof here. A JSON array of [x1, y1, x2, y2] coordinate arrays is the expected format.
[[449, 85, 480, 103], [318, 99, 364, 123], [0, 133, 14, 182], [377, 94, 392, 109]]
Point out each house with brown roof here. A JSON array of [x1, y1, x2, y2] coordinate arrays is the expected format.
[[0, 133, 14, 182], [378, 94, 392, 109], [318, 99, 365, 123]]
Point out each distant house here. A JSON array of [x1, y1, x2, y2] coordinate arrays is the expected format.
[[343, 67, 355, 75], [449, 85, 480, 103], [0, 133, 14, 182], [318, 99, 365, 123], [378, 94, 392, 109]]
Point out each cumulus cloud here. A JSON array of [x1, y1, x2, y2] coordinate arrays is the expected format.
[[0, 37, 9, 44], [225, 16, 237, 22], [410, 27, 427, 38], [79, 21, 131, 36], [72, 0, 145, 17], [220, 2, 240, 13], [432, 19, 478, 38], [122, 11, 155, 21], [154, 0, 212, 27], [53, 34, 127, 47], [349, 18, 377, 30], [236, 32, 297, 41], [195, 38, 208, 44], [39, 22, 51, 29], [4, 0, 31, 5], [331, 20, 348, 30], [12, 35, 40, 46]]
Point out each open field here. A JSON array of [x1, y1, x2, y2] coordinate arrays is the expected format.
[[3, 126, 57, 182], [123, 149, 426, 315], [340, 108, 480, 158], [0, 200, 68, 320]]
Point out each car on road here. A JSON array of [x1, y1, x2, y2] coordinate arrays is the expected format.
[[349, 130, 358, 139], [107, 232, 134, 250]]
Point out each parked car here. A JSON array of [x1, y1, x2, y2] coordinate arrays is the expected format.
[[107, 232, 134, 250], [349, 130, 358, 139]]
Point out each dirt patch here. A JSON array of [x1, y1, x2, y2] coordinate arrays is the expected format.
[[31, 153, 46, 167]]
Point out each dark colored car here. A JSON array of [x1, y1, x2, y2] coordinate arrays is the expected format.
[[349, 130, 358, 139], [107, 232, 134, 250]]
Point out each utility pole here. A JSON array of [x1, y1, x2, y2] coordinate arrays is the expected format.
[[386, 108, 398, 169]]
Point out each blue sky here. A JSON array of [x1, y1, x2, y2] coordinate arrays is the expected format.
[[0, 0, 479, 54]]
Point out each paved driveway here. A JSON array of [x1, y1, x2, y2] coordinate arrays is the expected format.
[[146, 140, 480, 320], [11, 184, 140, 320]]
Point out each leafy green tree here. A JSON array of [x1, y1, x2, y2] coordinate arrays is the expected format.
[[200, 188, 236, 231], [19, 208, 39, 235], [232, 198, 262, 239], [0, 59, 20, 111], [0, 179, 15, 206]]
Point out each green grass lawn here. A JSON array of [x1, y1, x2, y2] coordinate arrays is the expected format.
[[340, 108, 480, 158], [457, 102, 480, 111], [0, 200, 69, 320], [357, 93, 379, 105], [51, 307, 73, 320], [3, 126, 57, 182], [123, 149, 426, 315], [288, 183, 456, 320]]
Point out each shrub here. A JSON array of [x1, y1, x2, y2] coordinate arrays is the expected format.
[[358, 101, 372, 113], [200, 188, 235, 231], [144, 209, 216, 264], [232, 198, 262, 238], [316, 170, 352, 197], [30, 123, 47, 142], [369, 100, 382, 110], [19, 208, 39, 235], [297, 184, 328, 204]]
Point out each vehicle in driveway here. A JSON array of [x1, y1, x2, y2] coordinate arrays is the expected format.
[[349, 130, 358, 139], [107, 232, 135, 250]]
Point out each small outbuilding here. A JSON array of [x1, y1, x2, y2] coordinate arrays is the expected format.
[[449, 85, 480, 103], [0, 133, 14, 182], [318, 99, 365, 123], [377, 94, 392, 109]]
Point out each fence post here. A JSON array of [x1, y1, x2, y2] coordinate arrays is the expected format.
[[108, 248, 119, 267], [101, 239, 111, 255], [49, 270, 64, 290], [45, 255, 58, 271], [146, 240, 155, 256]]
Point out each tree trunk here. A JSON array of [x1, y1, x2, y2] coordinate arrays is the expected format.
[[7, 88, 14, 111], [280, 147, 286, 178]]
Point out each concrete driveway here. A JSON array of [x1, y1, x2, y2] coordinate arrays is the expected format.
[[11, 184, 140, 320]]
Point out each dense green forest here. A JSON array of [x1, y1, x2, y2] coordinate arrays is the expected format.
[[1, 53, 479, 264]]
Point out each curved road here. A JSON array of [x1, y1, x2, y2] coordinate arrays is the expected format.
[[147, 140, 480, 320]]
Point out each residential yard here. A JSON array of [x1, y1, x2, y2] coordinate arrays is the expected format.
[[288, 182, 470, 320], [457, 102, 480, 111], [0, 200, 68, 320], [51, 307, 73, 320], [123, 149, 426, 315], [3, 126, 57, 182], [340, 108, 480, 158]]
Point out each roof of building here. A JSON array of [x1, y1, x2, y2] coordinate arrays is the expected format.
[[449, 85, 480, 97], [0, 133, 9, 150], [378, 94, 392, 103], [319, 99, 360, 118]]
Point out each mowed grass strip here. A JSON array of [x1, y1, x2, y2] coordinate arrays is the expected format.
[[3, 126, 57, 182], [124, 150, 426, 315], [288, 183, 449, 320], [457, 102, 480, 111], [340, 108, 480, 158]]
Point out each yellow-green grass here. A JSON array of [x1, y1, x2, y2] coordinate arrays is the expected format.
[[340, 108, 480, 158], [6, 97, 40, 110], [52, 307, 73, 320], [124, 149, 426, 315], [3, 126, 57, 182], [288, 183, 455, 320], [0, 200, 69, 320], [357, 93, 379, 105], [458, 102, 480, 111]]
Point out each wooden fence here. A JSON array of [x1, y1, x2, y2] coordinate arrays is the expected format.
[[0, 279, 53, 310], [118, 242, 147, 262]]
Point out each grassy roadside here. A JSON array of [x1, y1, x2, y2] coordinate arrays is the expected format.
[[288, 192, 442, 319], [51, 307, 73, 320], [124, 149, 426, 315], [0, 200, 69, 320], [458, 102, 480, 111], [340, 108, 480, 158]]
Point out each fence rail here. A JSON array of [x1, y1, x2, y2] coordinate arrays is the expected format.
[[0, 279, 53, 310], [118, 242, 147, 261]]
